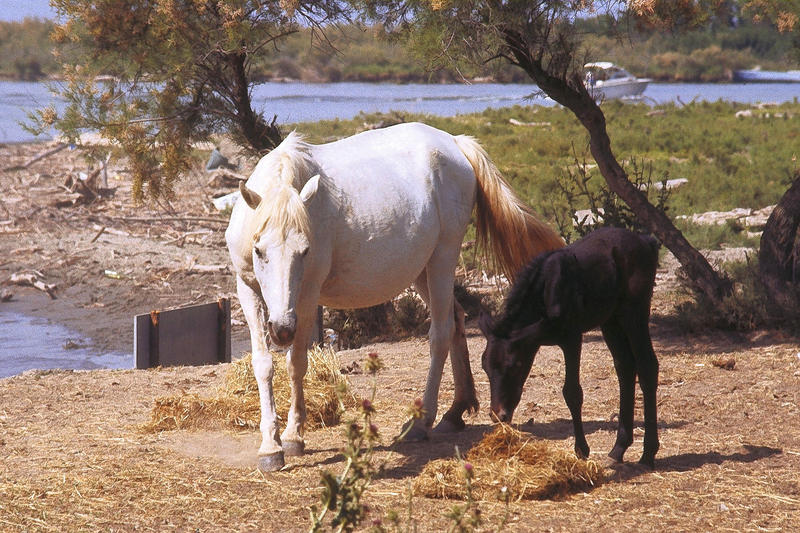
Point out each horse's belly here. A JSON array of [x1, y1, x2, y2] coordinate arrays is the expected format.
[[318, 250, 431, 308]]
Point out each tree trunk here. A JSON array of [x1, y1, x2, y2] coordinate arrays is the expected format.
[[758, 171, 800, 314], [502, 31, 732, 303], [228, 52, 282, 152]]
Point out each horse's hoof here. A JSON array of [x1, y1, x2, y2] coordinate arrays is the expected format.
[[283, 440, 305, 457], [401, 419, 430, 442], [433, 417, 465, 434], [257, 452, 285, 472]]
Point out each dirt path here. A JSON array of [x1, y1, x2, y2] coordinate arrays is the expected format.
[[2, 141, 800, 531]]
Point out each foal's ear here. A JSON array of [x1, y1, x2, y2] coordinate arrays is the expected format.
[[239, 181, 262, 210], [544, 252, 579, 320], [477, 308, 495, 337], [510, 321, 542, 345], [300, 174, 320, 203]]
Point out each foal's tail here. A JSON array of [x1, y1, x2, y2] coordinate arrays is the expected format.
[[453, 135, 565, 281]]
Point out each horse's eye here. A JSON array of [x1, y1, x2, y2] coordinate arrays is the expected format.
[[301, 247, 309, 257], [254, 248, 264, 259]]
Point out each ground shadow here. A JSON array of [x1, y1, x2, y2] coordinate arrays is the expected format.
[[607, 444, 783, 483], [519, 417, 688, 442]]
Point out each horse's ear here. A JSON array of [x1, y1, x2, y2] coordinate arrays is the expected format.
[[544, 252, 579, 320], [239, 181, 262, 210], [477, 308, 495, 337], [300, 174, 320, 203]]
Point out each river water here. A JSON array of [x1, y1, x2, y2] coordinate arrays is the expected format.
[[1, 79, 799, 377], [0, 309, 130, 378], [2, 80, 799, 143]]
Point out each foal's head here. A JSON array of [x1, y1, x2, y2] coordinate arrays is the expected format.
[[478, 310, 541, 423], [477, 250, 580, 423]]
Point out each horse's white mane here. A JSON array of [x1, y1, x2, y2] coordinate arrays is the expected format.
[[249, 131, 316, 240]]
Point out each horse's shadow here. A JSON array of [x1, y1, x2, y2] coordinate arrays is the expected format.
[[301, 420, 782, 484]]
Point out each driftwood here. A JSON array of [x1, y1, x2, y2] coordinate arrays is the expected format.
[[3, 144, 68, 172], [188, 264, 230, 273], [114, 215, 229, 225], [7, 272, 57, 299]]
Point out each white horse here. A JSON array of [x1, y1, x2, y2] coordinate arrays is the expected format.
[[225, 122, 563, 471]]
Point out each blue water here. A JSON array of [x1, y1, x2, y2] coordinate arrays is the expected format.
[[3, 80, 799, 143], [0, 309, 131, 379]]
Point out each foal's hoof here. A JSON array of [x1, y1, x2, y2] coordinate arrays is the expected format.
[[283, 440, 305, 457], [608, 446, 626, 464], [433, 417, 465, 434], [638, 454, 656, 469], [257, 452, 285, 472]]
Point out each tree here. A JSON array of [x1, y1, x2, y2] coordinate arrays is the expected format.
[[37, 1, 351, 200], [367, 0, 734, 303]]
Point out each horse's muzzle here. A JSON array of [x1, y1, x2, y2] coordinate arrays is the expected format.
[[267, 314, 297, 347]]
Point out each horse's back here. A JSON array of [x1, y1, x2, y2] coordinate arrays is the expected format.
[[310, 123, 478, 307]]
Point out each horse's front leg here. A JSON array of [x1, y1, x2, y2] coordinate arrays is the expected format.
[[237, 275, 283, 472], [280, 314, 313, 457], [561, 335, 590, 459]]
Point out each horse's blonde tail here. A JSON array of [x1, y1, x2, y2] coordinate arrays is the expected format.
[[453, 134, 565, 281]]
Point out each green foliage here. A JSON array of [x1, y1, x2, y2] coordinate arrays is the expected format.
[[547, 150, 673, 243], [674, 257, 800, 333], [0, 19, 58, 80]]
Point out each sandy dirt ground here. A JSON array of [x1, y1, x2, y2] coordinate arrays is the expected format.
[[1, 141, 800, 532]]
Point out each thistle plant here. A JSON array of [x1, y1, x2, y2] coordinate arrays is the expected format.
[[309, 352, 422, 533]]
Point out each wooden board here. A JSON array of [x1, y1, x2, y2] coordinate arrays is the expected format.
[[134, 299, 230, 369]]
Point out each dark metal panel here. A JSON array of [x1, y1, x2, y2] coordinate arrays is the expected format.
[[133, 298, 231, 369]]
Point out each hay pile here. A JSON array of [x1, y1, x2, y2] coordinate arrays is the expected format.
[[143, 345, 358, 432], [415, 424, 604, 501]]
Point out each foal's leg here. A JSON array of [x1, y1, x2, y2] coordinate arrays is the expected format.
[[601, 318, 636, 464], [561, 334, 590, 459], [414, 270, 479, 433], [237, 275, 283, 472], [628, 314, 660, 468]]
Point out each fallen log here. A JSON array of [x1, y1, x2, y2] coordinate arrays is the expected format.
[[3, 144, 68, 172], [7, 272, 57, 299]]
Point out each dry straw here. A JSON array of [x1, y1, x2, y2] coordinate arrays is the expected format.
[[142, 345, 358, 432], [415, 423, 604, 501]]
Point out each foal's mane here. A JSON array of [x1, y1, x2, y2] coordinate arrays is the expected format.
[[248, 132, 316, 240], [493, 250, 554, 337]]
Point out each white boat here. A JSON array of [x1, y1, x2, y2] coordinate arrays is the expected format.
[[733, 67, 800, 83], [584, 62, 651, 100]]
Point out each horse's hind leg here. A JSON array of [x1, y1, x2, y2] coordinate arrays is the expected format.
[[602, 318, 636, 464], [413, 270, 478, 434]]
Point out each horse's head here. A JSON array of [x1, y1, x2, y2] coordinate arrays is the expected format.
[[240, 176, 319, 347], [478, 309, 540, 423]]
